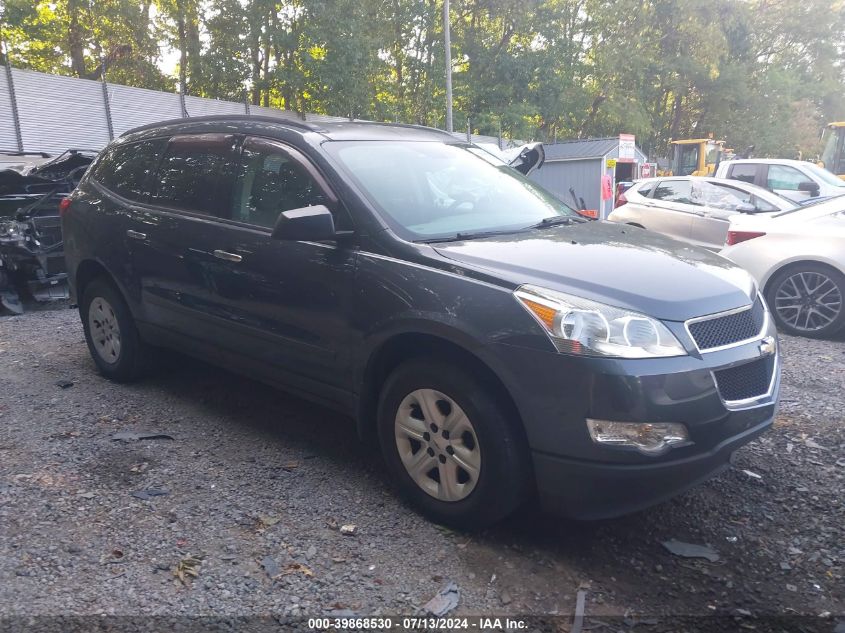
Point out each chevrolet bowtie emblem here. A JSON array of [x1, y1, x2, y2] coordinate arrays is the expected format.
[[759, 336, 776, 356]]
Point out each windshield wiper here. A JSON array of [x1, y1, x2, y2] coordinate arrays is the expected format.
[[420, 228, 529, 243], [525, 215, 586, 230]]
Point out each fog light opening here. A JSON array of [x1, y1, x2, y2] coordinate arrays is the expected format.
[[586, 419, 690, 455]]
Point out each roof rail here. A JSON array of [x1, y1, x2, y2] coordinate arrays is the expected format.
[[121, 114, 322, 137], [350, 120, 455, 138]]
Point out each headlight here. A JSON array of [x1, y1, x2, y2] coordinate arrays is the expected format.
[[514, 285, 686, 358]]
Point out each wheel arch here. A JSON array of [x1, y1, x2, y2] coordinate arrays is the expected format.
[[356, 331, 527, 453], [762, 258, 845, 297], [75, 259, 113, 300], [74, 258, 140, 315]]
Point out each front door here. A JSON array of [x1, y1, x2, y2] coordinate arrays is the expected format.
[[189, 136, 359, 400], [765, 164, 814, 202]]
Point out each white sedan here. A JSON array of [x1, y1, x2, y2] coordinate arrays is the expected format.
[[719, 197, 845, 338]]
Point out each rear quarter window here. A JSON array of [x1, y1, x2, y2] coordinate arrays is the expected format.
[[652, 180, 693, 204], [93, 139, 166, 201], [636, 182, 655, 197]]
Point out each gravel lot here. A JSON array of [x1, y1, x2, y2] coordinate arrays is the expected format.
[[0, 306, 843, 629]]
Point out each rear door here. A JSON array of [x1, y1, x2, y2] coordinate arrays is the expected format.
[[637, 179, 697, 242], [84, 137, 168, 308], [688, 181, 780, 249], [124, 133, 242, 342]]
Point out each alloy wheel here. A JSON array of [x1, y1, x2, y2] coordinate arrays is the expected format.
[[394, 389, 481, 502], [774, 271, 842, 333], [88, 296, 122, 363]]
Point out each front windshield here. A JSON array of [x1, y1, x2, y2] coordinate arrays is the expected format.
[[325, 141, 578, 241], [677, 145, 699, 176], [803, 161, 845, 187]]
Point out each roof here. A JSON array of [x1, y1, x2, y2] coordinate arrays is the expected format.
[[635, 175, 746, 184], [630, 176, 794, 209], [542, 138, 622, 161], [725, 158, 815, 166], [121, 115, 455, 142]]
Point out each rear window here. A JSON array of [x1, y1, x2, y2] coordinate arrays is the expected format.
[[728, 164, 757, 184], [151, 134, 239, 216], [93, 139, 166, 201]]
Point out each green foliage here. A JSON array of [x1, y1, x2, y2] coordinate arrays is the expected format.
[[1, 0, 843, 155]]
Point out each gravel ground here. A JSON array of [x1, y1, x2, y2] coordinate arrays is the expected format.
[[0, 306, 842, 630]]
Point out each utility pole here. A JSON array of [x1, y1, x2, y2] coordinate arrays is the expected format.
[[443, 0, 453, 133]]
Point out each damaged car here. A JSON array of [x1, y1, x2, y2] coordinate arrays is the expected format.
[[0, 149, 97, 313]]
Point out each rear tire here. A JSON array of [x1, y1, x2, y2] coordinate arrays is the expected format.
[[80, 278, 151, 381], [377, 357, 531, 530], [766, 263, 845, 338]]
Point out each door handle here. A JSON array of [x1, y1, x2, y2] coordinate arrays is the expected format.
[[126, 229, 147, 240], [213, 250, 243, 263]]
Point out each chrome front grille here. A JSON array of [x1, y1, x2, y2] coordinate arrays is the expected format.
[[687, 296, 766, 351]]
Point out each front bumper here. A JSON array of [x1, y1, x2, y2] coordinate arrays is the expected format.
[[491, 317, 780, 519], [533, 407, 774, 519]]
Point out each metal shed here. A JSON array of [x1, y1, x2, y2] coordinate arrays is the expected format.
[[529, 136, 648, 219]]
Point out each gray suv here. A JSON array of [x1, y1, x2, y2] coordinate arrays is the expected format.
[[62, 116, 780, 528]]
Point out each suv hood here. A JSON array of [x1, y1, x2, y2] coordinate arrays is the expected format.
[[433, 221, 756, 321]]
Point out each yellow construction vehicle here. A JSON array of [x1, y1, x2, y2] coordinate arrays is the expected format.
[[820, 122, 845, 179], [668, 138, 725, 176]]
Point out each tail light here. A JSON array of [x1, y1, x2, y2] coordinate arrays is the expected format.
[[58, 197, 72, 217], [616, 191, 628, 207], [726, 230, 766, 246]]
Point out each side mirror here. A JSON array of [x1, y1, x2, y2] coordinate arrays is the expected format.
[[271, 205, 336, 241], [508, 142, 545, 176], [736, 202, 756, 213], [797, 181, 820, 196]]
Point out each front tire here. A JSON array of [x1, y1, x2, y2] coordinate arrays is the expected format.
[[377, 357, 531, 529], [80, 278, 150, 381], [766, 263, 845, 338]]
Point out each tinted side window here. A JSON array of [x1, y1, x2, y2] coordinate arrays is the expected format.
[[767, 165, 806, 191], [652, 180, 693, 204], [152, 134, 239, 217], [728, 164, 757, 184], [94, 139, 165, 201], [232, 140, 330, 229]]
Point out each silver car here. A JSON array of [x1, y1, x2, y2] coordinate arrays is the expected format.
[[719, 197, 845, 338], [608, 176, 796, 250]]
